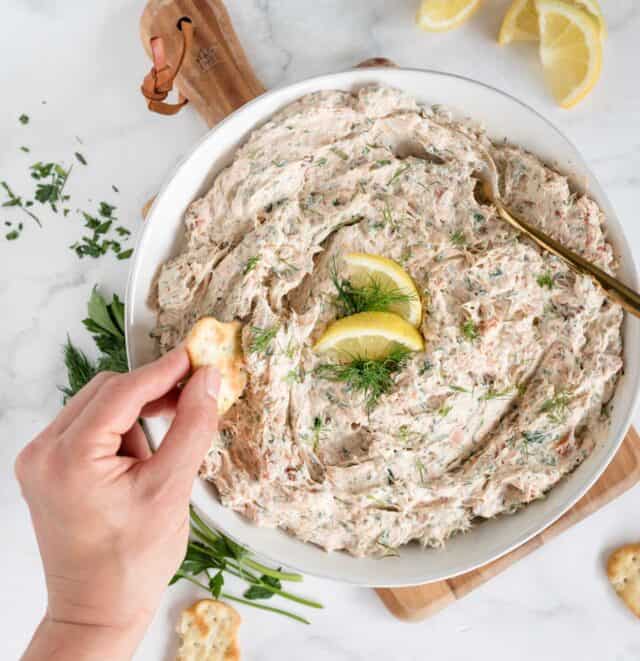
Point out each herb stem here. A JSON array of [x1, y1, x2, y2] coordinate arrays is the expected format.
[[221, 593, 310, 625], [241, 557, 303, 583]]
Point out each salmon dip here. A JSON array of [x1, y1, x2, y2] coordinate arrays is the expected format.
[[152, 86, 623, 557]]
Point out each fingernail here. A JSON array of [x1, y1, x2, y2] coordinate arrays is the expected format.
[[204, 367, 221, 399]]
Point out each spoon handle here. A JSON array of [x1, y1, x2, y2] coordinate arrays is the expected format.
[[497, 205, 640, 318]]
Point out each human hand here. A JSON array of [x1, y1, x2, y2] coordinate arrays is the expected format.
[[15, 348, 220, 660]]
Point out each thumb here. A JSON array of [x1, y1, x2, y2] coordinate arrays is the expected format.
[[145, 366, 220, 487]]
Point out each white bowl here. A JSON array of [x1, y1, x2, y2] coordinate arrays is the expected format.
[[126, 68, 640, 587]]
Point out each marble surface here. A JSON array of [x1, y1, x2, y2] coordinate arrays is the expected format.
[[1, 0, 639, 658]]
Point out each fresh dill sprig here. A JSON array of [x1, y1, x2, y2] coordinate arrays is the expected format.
[[522, 429, 547, 445], [537, 272, 554, 289], [243, 255, 260, 275], [480, 385, 514, 401], [330, 262, 414, 318], [60, 287, 127, 401], [540, 390, 571, 424], [450, 230, 466, 247], [460, 319, 479, 341], [250, 325, 278, 355], [387, 164, 409, 186], [314, 346, 410, 410]]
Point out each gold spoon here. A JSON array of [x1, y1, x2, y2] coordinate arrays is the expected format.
[[473, 146, 640, 318]]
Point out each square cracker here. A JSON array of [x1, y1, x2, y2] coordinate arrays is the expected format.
[[176, 598, 241, 661]]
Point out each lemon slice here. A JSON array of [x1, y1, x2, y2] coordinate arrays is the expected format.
[[342, 252, 422, 327], [416, 0, 482, 32], [313, 311, 424, 362], [498, 0, 539, 44], [536, 0, 602, 108], [498, 0, 606, 44], [574, 0, 606, 39]]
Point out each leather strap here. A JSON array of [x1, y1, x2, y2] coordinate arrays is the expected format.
[[141, 16, 193, 116]]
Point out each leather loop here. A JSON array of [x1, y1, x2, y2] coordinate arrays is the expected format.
[[141, 17, 193, 116]]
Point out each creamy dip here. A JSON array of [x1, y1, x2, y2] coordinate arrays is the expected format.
[[153, 86, 623, 557]]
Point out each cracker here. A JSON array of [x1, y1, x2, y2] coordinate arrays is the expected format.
[[185, 317, 247, 415], [176, 598, 241, 661], [606, 542, 640, 618]]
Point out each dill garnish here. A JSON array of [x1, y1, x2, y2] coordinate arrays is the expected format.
[[243, 255, 260, 275], [387, 164, 409, 186], [540, 390, 571, 423], [537, 272, 554, 289], [522, 430, 547, 445], [460, 319, 479, 341], [330, 262, 413, 318], [480, 386, 514, 401], [450, 230, 466, 247], [250, 325, 278, 355], [330, 147, 349, 161], [438, 404, 452, 417], [314, 346, 410, 410]]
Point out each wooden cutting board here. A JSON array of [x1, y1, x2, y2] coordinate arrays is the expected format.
[[140, 0, 640, 621], [376, 426, 640, 620]]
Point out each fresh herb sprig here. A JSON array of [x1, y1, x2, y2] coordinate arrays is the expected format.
[[315, 346, 410, 410], [60, 288, 127, 400], [172, 507, 322, 624], [540, 390, 571, 424], [61, 288, 322, 624], [330, 263, 413, 318], [250, 325, 278, 354]]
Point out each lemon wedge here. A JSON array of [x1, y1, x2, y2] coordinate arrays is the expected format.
[[342, 252, 422, 327], [573, 0, 607, 39], [416, 0, 482, 32], [536, 0, 602, 108], [498, 0, 606, 44], [498, 0, 539, 44], [313, 311, 424, 362]]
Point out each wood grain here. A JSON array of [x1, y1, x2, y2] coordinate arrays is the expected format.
[[376, 427, 640, 621], [139, 2, 640, 623], [140, 0, 264, 128]]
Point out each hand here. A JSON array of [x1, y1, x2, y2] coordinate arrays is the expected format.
[[15, 348, 220, 660]]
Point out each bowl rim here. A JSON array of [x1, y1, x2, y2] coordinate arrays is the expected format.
[[126, 66, 640, 586]]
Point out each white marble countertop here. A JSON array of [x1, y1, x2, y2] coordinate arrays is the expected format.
[[1, 1, 639, 658]]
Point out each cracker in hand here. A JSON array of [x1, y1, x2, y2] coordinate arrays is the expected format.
[[176, 598, 241, 661], [607, 542, 640, 618], [185, 317, 247, 415]]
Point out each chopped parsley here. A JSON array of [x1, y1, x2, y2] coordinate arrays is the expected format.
[[71, 202, 132, 260]]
